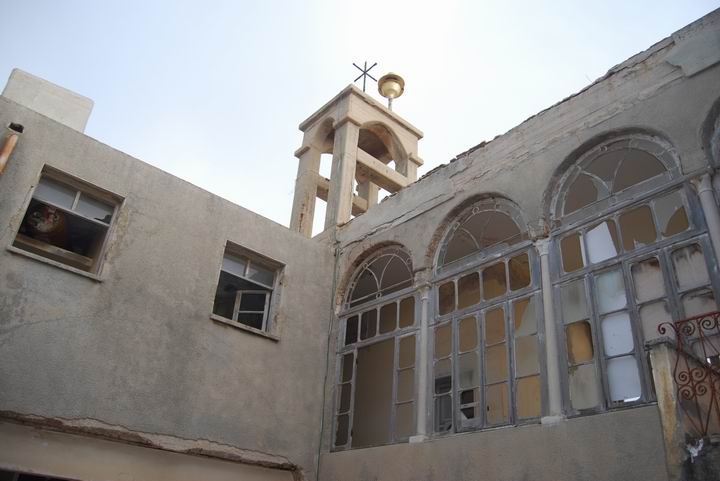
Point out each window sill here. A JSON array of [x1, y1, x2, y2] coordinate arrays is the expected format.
[[210, 314, 279, 342], [7, 245, 103, 282]]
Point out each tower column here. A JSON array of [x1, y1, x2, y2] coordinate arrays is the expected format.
[[356, 177, 379, 210], [325, 121, 360, 229], [290, 146, 321, 237]]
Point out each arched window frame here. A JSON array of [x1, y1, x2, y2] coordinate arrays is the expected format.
[[333, 246, 420, 450], [431, 199, 545, 435], [549, 133, 720, 417]]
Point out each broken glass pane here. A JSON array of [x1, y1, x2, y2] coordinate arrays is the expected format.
[[399, 335, 415, 369], [34, 177, 76, 209], [399, 296, 415, 328], [607, 355, 641, 403], [458, 316, 478, 352], [458, 351, 479, 389], [360, 309, 377, 340], [631, 258, 665, 303], [569, 363, 600, 410], [395, 402, 414, 439], [485, 307, 505, 345], [601, 311, 634, 356], [397, 369, 415, 402], [566, 321, 594, 365], [434, 359, 452, 394], [585, 220, 620, 264], [439, 281, 456, 315], [620, 205, 657, 251], [564, 174, 599, 215], [458, 272, 480, 309], [672, 244, 710, 290], [483, 261, 507, 300], [339, 383, 351, 413], [509, 252, 531, 290], [640, 301, 672, 342], [485, 344, 508, 384], [486, 383, 509, 424], [434, 395, 453, 432], [514, 297, 537, 337], [435, 324, 452, 359], [342, 353, 354, 382], [460, 388, 478, 405], [335, 414, 349, 446], [561, 279, 588, 324], [460, 404, 479, 421], [345, 315, 358, 345], [379, 302, 397, 334], [613, 149, 665, 192], [682, 289, 717, 317], [517, 375, 541, 419], [515, 335, 539, 377], [561, 233, 584, 273], [654, 190, 689, 237], [596, 268, 626, 314]]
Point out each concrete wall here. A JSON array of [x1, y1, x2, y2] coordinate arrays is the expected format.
[[0, 96, 335, 480]]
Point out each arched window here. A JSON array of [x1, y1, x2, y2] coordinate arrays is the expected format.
[[432, 199, 543, 434], [334, 246, 418, 450], [551, 134, 719, 414]]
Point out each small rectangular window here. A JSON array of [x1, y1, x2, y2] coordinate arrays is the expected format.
[[213, 246, 280, 332], [13, 169, 121, 274]]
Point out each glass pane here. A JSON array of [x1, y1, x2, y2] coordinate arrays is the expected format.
[[561, 279, 587, 324], [682, 289, 717, 317], [345, 316, 358, 345], [458, 351, 479, 389], [435, 324, 452, 359], [247, 261, 275, 287], [566, 321, 594, 365], [399, 297, 415, 327], [339, 383, 351, 413], [438, 281, 456, 315], [515, 335, 539, 377], [517, 375, 541, 419], [34, 176, 76, 209], [397, 369, 415, 402], [398, 335, 416, 369], [434, 395, 453, 432], [585, 220, 620, 264], [561, 233, 584, 273], [631, 258, 665, 302], [640, 300, 672, 342], [485, 344, 508, 384], [486, 383, 509, 424], [76, 193, 114, 223], [341, 353, 354, 382], [607, 355, 642, 402], [484, 307, 505, 345], [222, 255, 247, 278], [335, 414, 349, 446], [379, 302, 397, 334], [569, 363, 600, 410], [601, 311, 634, 356], [360, 309, 377, 340], [457, 272, 480, 309], [395, 402, 414, 439], [655, 191, 689, 237], [596, 268, 626, 314], [620, 205, 657, 251], [458, 316, 478, 352], [514, 297, 537, 337], [509, 252, 531, 290], [434, 359, 452, 394], [483, 261, 507, 300], [672, 244, 710, 290]]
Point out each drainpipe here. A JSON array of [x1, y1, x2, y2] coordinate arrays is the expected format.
[[0, 124, 23, 176], [410, 283, 430, 442]]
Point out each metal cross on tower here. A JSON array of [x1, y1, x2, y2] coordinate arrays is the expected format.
[[353, 61, 377, 92]]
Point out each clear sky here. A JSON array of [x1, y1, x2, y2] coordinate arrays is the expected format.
[[2, 1, 717, 231]]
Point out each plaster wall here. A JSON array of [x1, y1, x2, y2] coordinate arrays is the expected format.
[[0, 97, 335, 480]]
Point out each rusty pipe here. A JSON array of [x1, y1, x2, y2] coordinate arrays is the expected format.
[[0, 133, 19, 176]]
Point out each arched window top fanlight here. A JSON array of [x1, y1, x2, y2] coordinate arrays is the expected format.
[[438, 198, 528, 268], [346, 246, 413, 309], [559, 135, 678, 218]]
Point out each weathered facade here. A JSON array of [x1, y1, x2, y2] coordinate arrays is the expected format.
[[2, 9, 720, 481]]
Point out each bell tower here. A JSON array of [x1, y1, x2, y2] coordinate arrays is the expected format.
[[289, 83, 424, 237]]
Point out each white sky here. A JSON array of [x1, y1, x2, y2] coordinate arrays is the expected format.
[[2, 1, 717, 229]]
